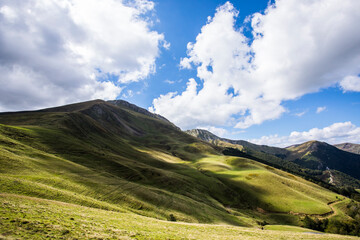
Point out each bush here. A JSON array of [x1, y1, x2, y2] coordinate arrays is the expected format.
[[169, 214, 176, 222]]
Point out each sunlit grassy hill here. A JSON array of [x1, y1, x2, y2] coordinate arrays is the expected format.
[[0, 100, 359, 239], [187, 129, 360, 189]]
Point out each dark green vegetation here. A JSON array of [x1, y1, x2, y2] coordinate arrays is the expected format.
[[302, 199, 360, 236], [287, 141, 360, 180], [1, 100, 360, 239]]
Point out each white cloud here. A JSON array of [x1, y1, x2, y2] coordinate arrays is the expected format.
[[151, 0, 360, 130], [340, 75, 360, 92], [163, 41, 171, 50], [164, 79, 175, 84], [249, 122, 360, 147], [197, 126, 228, 138], [316, 106, 326, 114], [294, 111, 307, 117], [122, 90, 134, 99], [0, 0, 164, 111]]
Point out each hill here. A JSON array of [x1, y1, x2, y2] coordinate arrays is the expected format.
[[186, 129, 288, 157], [335, 143, 360, 155], [187, 129, 360, 190], [286, 141, 360, 179], [1, 100, 360, 238]]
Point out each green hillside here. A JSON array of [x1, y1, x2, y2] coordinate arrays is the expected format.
[[188, 129, 360, 190], [1, 100, 360, 238], [2, 194, 358, 240], [287, 141, 360, 180]]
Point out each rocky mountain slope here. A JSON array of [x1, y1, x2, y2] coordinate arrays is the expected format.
[[334, 143, 360, 155]]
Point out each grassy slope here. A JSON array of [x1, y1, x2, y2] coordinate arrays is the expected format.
[[1, 194, 358, 240], [0, 100, 357, 238], [196, 156, 336, 214], [189, 130, 360, 189]]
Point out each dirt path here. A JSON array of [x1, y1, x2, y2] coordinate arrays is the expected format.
[[317, 199, 341, 219]]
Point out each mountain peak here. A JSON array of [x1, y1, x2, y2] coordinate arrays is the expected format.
[[185, 129, 220, 141], [286, 140, 329, 152], [107, 100, 175, 126]]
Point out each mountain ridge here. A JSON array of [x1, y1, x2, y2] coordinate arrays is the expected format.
[[186, 128, 360, 186], [334, 143, 360, 155]]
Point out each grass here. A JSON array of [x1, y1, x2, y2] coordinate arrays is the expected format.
[[195, 156, 337, 214], [0, 100, 359, 238], [264, 225, 320, 233], [1, 194, 358, 240]]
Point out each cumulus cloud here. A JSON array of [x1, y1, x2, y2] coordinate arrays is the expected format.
[[0, 0, 164, 111], [151, 0, 360, 130], [316, 106, 326, 114], [249, 122, 360, 147], [340, 75, 360, 92]]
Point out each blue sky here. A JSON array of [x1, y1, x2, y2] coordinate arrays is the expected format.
[[0, 0, 360, 146]]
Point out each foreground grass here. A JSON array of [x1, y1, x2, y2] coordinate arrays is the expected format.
[[1, 194, 358, 240]]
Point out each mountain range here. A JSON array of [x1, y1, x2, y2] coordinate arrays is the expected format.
[[186, 129, 360, 189], [0, 100, 360, 239]]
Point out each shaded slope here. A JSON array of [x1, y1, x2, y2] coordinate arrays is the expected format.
[[287, 141, 360, 179]]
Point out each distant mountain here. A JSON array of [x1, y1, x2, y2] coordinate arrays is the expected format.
[[186, 129, 288, 157], [334, 143, 360, 155], [286, 141, 360, 179], [185, 129, 220, 142], [187, 129, 360, 187]]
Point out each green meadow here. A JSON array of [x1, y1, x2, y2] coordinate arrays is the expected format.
[[0, 100, 359, 239], [1, 194, 358, 240]]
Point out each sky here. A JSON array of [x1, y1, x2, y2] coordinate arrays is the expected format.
[[0, 0, 360, 147]]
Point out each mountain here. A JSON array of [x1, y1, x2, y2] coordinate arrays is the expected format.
[[1, 101, 360, 238], [286, 141, 360, 179], [334, 143, 360, 155], [186, 129, 288, 157], [187, 129, 360, 188]]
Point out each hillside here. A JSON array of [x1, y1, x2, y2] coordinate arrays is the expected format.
[[187, 129, 360, 189], [186, 129, 288, 157], [286, 141, 360, 179], [335, 143, 360, 155], [2, 194, 358, 240], [1, 100, 360, 238]]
